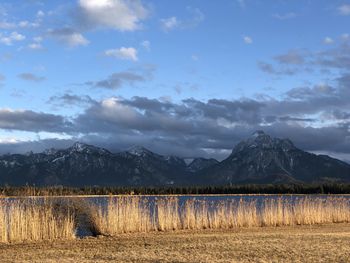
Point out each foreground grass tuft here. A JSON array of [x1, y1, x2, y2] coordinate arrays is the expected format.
[[0, 199, 75, 243]]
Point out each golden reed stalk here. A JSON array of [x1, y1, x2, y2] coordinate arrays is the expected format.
[[93, 196, 350, 235], [0, 199, 75, 243], [92, 196, 154, 234]]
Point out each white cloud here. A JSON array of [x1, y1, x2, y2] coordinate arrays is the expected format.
[[9, 32, 25, 41], [36, 10, 45, 18], [18, 20, 40, 28], [243, 36, 253, 44], [187, 7, 205, 26], [0, 137, 22, 144], [338, 4, 350, 15], [341, 33, 349, 40], [273, 12, 297, 20], [191, 55, 199, 61], [64, 33, 89, 47], [160, 16, 179, 32], [27, 36, 44, 50], [78, 0, 148, 31], [28, 43, 43, 50], [160, 8, 204, 32], [237, 0, 246, 8], [141, 40, 150, 51], [104, 47, 138, 61], [48, 28, 89, 47], [33, 36, 43, 43], [18, 21, 29, 28], [0, 21, 16, 29], [0, 31, 26, 45], [323, 37, 334, 44], [0, 19, 40, 30]]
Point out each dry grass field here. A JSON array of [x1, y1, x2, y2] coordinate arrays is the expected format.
[[0, 224, 349, 263]]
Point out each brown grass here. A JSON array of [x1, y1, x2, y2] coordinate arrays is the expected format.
[[1, 224, 350, 262], [0, 199, 75, 243], [93, 196, 350, 236]]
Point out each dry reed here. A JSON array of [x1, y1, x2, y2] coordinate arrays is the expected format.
[[93, 197, 154, 234], [1, 196, 349, 242], [93, 196, 350, 236], [0, 199, 75, 243]]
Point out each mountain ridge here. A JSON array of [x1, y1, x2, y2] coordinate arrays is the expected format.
[[199, 131, 350, 184], [0, 131, 349, 186]]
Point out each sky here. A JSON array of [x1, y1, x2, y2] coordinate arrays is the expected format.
[[0, 0, 350, 162]]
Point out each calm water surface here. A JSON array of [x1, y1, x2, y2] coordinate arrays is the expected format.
[[3, 194, 350, 205]]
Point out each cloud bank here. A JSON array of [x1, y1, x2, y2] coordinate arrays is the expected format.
[[1, 80, 350, 161]]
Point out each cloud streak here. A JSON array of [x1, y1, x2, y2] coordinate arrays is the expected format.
[[273, 12, 297, 20], [258, 41, 350, 76], [18, 73, 46, 82], [47, 28, 89, 47], [0, 109, 72, 133], [104, 47, 138, 61], [84, 65, 155, 90], [338, 4, 350, 16]]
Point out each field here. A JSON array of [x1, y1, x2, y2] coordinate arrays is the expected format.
[[0, 224, 349, 262]]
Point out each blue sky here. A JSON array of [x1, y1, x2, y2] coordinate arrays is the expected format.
[[1, 0, 350, 161]]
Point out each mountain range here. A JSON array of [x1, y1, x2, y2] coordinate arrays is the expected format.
[[0, 131, 350, 186]]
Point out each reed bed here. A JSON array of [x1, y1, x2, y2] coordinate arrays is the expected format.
[[1, 196, 350, 242], [0, 199, 75, 243], [93, 196, 350, 235]]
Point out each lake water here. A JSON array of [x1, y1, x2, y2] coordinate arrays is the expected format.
[[3, 194, 350, 205], [3, 194, 350, 215], [76, 194, 350, 206]]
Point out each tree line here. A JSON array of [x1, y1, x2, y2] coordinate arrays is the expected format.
[[1, 183, 350, 196]]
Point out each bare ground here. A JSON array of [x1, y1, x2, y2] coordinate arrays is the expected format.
[[1, 224, 350, 263]]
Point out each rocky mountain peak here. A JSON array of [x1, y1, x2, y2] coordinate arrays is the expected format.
[[72, 142, 89, 151], [231, 131, 295, 155], [203, 131, 350, 185], [69, 142, 110, 155], [43, 148, 58, 155], [252, 130, 267, 137], [127, 146, 154, 157], [250, 130, 273, 145]]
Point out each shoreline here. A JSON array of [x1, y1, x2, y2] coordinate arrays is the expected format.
[[2, 193, 350, 198]]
